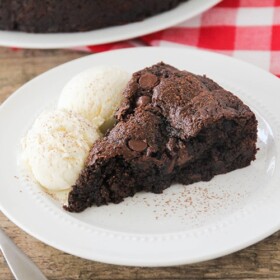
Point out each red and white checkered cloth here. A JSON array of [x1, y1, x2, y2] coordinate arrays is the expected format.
[[79, 0, 280, 78]]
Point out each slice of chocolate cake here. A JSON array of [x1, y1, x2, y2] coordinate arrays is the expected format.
[[66, 62, 258, 212]]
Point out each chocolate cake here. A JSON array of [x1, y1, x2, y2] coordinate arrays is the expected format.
[[0, 0, 187, 33], [66, 62, 258, 212]]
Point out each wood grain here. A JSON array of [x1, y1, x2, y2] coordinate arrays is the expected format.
[[0, 48, 280, 280]]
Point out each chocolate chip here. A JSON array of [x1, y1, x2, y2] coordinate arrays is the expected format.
[[139, 73, 158, 89], [166, 138, 177, 152], [189, 174, 202, 182], [166, 158, 176, 174], [177, 150, 191, 166], [128, 139, 147, 152], [136, 96, 151, 107]]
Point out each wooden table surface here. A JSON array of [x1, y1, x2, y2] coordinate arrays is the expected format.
[[1, 48, 280, 280]]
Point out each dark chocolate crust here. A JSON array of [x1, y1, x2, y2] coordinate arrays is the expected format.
[[0, 0, 187, 33], [66, 62, 258, 212]]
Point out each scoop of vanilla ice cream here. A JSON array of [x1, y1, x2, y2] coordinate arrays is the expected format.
[[22, 110, 100, 191], [57, 66, 130, 132]]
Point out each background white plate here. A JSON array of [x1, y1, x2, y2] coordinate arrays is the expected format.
[[0, 0, 220, 49], [0, 47, 280, 267]]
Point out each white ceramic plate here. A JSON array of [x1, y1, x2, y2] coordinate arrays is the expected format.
[[0, 0, 220, 49], [0, 47, 280, 267]]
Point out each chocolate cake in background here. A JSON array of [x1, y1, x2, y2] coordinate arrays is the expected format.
[[66, 62, 258, 213], [0, 0, 188, 33]]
